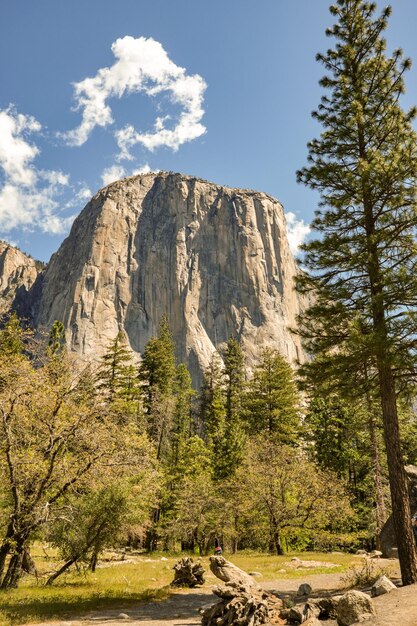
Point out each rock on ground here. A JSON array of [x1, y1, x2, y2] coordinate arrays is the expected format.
[[337, 590, 376, 626]]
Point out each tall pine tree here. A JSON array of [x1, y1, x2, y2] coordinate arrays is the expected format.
[[244, 348, 300, 442], [297, 0, 417, 583]]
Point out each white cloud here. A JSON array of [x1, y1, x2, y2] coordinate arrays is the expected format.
[[100, 162, 154, 187], [285, 211, 311, 255], [0, 107, 71, 235], [76, 185, 92, 201], [132, 163, 152, 176], [101, 164, 127, 186], [61, 36, 207, 158]]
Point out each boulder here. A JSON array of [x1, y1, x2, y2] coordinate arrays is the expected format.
[[369, 550, 382, 559], [371, 574, 397, 597], [297, 583, 312, 597], [288, 602, 320, 623], [316, 595, 342, 619], [337, 590, 376, 626]]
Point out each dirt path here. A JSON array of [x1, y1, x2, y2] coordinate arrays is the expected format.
[[31, 588, 215, 626], [26, 572, 417, 626], [27, 573, 345, 626]]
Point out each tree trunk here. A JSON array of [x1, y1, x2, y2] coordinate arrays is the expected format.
[[89, 549, 98, 572], [1, 548, 24, 589], [273, 530, 284, 556], [378, 363, 417, 585], [368, 409, 387, 550], [0, 522, 15, 583], [22, 545, 37, 577], [145, 508, 160, 552], [46, 556, 78, 585]]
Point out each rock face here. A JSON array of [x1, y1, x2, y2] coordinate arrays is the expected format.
[[34, 172, 307, 385], [0, 241, 43, 317]]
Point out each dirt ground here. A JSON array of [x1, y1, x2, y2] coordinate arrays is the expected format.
[[27, 570, 417, 626]]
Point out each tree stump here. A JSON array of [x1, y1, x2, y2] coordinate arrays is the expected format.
[[201, 556, 284, 625], [171, 556, 205, 587]]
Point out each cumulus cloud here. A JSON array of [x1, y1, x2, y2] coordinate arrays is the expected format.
[[0, 107, 71, 234], [100, 162, 153, 187], [285, 211, 311, 254], [101, 164, 127, 186], [61, 36, 206, 158]]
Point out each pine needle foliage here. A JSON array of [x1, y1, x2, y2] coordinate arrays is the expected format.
[[297, 0, 417, 584]]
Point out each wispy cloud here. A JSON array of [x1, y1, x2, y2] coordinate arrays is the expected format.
[[0, 107, 72, 235], [61, 36, 207, 159], [285, 211, 311, 255]]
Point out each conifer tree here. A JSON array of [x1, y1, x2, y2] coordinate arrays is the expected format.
[[200, 352, 227, 479], [97, 330, 136, 401], [47, 320, 66, 356], [297, 0, 417, 583], [244, 348, 300, 442], [139, 315, 177, 456], [221, 338, 246, 478], [171, 363, 196, 466]]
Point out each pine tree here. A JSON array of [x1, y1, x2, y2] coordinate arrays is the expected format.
[[244, 348, 300, 442], [47, 320, 66, 356], [139, 315, 177, 456], [97, 330, 136, 401], [171, 363, 196, 466], [199, 352, 227, 479], [221, 338, 246, 478], [297, 0, 417, 583]]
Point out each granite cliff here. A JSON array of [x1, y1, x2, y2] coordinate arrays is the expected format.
[[0, 241, 43, 317], [3, 173, 307, 385]]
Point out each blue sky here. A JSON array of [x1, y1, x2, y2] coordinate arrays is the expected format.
[[1, 0, 417, 262]]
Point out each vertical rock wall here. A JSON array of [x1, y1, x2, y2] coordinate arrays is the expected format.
[[33, 172, 305, 385]]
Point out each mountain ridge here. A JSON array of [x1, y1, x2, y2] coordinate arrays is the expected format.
[[1, 172, 307, 385]]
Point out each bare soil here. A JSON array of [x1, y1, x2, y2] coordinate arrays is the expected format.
[[26, 569, 417, 626]]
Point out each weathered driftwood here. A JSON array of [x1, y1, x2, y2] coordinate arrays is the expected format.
[[208, 555, 259, 588], [171, 556, 205, 587], [201, 556, 283, 626]]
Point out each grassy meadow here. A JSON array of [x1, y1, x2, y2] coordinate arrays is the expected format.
[[0, 547, 370, 626]]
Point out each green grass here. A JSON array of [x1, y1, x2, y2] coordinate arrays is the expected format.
[[0, 550, 361, 626]]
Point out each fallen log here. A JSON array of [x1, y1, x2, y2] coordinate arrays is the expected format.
[[171, 556, 205, 587], [201, 556, 284, 626]]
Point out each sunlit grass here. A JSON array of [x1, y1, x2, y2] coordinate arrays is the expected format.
[[0, 549, 364, 626]]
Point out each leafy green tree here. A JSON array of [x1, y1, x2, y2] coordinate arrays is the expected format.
[[296, 0, 417, 583], [244, 348, 300, 442], [46, 485, 129, 584], [235, 436, 352, 555], [0, 352, 130, 588], [0, 312, 25, 357]]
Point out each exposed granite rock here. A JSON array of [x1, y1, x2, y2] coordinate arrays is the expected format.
[[0, 241, 43, 317], [31, 172, 306, 385]]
